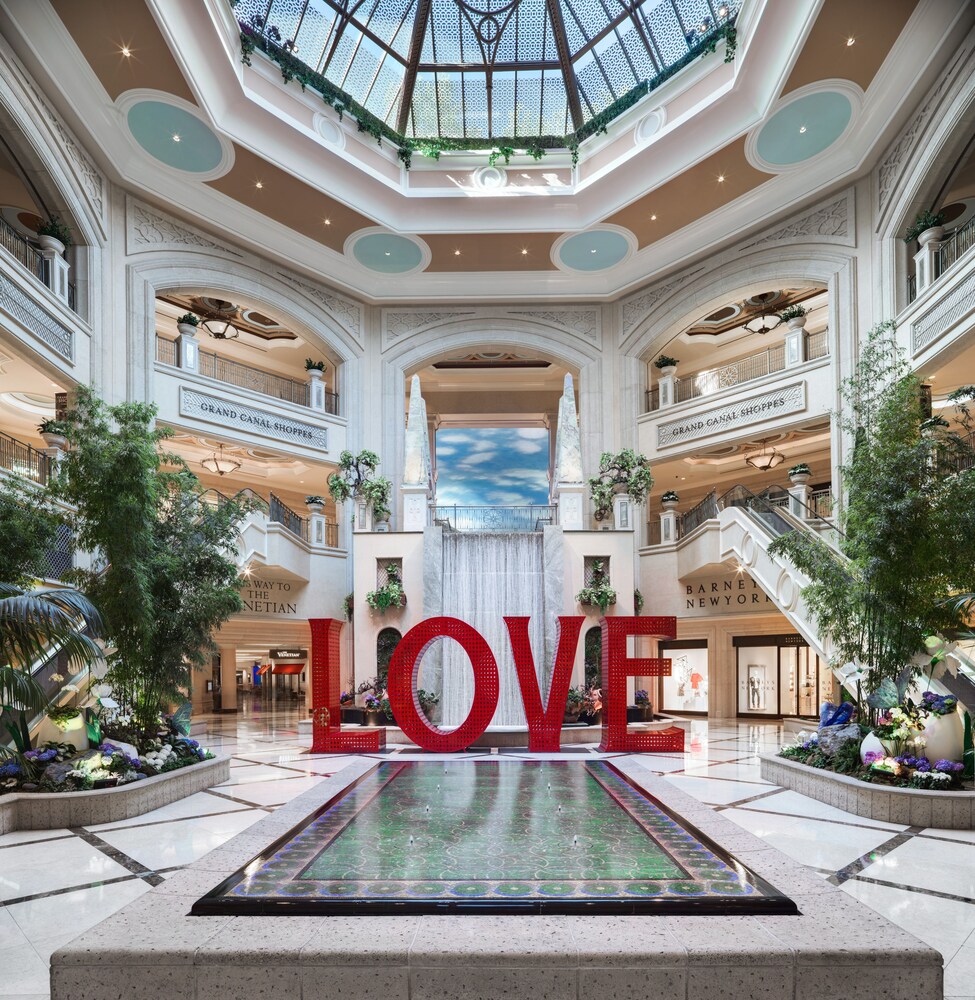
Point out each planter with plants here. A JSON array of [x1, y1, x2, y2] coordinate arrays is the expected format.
[[365, 564, 406, 614], [328, 450, 390, 530], [660, 490, 680, 510], [653, 355, 680, 376], [362, 477, 392, 528], [904, 210, 945, 247], [787, 463, 811, 486], [362, 693, 384, 726], [304, 495, 325, 513], [779, 304, 807, 330], [36, 216, 73, 254], [634, 689, 653, 721], [576, 560, 617, 613], [588, 449, 654, 522], [564, 686, 584, 723], [304, 359, 326, 378], [343, 593, 354, 621], [37, 419, 67, 448], [176, 313, 199, 337]]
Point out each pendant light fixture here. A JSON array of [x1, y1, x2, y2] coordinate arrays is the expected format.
[[744, 438, 785, 471], [201, 444, 241, 476]]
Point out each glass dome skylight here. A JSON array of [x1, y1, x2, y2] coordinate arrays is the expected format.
[[234, 0, 738, 144]]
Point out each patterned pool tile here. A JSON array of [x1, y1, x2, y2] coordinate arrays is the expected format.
[[193, 761, 796, 914]]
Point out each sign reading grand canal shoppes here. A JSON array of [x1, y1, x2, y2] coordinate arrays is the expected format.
[[179, 387, 327, 450], [657, 382, 806, 448], [309, 615, 686, 756]]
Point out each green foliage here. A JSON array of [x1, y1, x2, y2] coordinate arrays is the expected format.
[[327, 449, 381, 505], [176, 313, 199, 327], [576, 561, 617, 614], [343, 593, 354, 621], [654, 355, 679, 369], [904, 210, 945, 244], [365, 564, 405, 614], [584, 628, 602, 689], [304, 358, 326, 372], [488, 146, 516, 167], [778, 304, 806, 322], [588, 449, 654, 520], [36, 215, 73, 247], [788, 463, 811, 477], [660, 490, 680, 503], [376, 626, 401, 690], [0, 476, 62, 587], [53, 387, 250, 740], [767, 321, 975, 703], [634, 588, 644, 614]]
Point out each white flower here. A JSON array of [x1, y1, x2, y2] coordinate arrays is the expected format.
[[913, 736, 927, 749], [48, 672, 65, 683]]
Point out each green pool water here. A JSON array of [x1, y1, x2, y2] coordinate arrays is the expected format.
[[193, 761, 796, 914]]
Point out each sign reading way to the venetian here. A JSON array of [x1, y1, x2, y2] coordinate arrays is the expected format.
[[657, 381, 805, 448], [239, 578, 299, 617], [179, 387, 327, 450]]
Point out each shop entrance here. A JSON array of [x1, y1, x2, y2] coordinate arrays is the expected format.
[[660, 639, 709, 715], [734, 634, 829, 719]]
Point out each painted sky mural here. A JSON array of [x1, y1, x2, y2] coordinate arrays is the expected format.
[[435, 428, 550, 506]]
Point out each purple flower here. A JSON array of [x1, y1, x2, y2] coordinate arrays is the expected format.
[[914, 757, 931, 772], [0, 762, 21, 777], [934, 759, 964, 773], [863, 751, 885, 765], [895, 754, 917, 768]]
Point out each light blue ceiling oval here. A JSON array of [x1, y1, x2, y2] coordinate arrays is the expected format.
[[126, 101, 224, 173], [558, 230, 631, 272], [352, 233, 425, 273], [755, 92, 853, 167]]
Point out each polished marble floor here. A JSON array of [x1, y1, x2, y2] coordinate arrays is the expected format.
[[1, 706, 973, 998]]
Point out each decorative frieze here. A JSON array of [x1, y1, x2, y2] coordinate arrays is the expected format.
[[739, 195, 850, 251], [0, 271, 73, 360], [128, 202, 235, 255], [384, 311, 474, 342], [657, 382, 806, 448], [509, 309, 600, 344], [179, 387, 327, 450], [277, 271, 362, 340], [621, 268, 705, 338]]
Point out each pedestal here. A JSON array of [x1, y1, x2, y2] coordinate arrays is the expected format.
[[307, 369, 328, 412], [178, 330, 199, 374], [401, 485, 429, 531], [613, 492, 634, 531], [40, 247, 70, 303], [353, 497, 374, 533], [783, 323, 805, 367], [555, 484, 585, 530], [788, 483, 812, 519], [659, 508, 678, 544], [657, 373, 676, 408]]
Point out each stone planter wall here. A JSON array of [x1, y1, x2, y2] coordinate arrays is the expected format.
[[0, 755, 229, 834], [761, 753, 975, 829]]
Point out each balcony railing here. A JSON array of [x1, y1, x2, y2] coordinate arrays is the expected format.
[[155, 336, 339, 414], [431, 504, 558, 532], [0, 430, 53, 485], [269, 492, 309, 542], [907, 216, 975, 304], [0, 215, 78, 313], [645, 334, 828, 412]]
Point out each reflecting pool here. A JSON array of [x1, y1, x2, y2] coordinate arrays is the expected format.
[[193, 761, 797, 915]]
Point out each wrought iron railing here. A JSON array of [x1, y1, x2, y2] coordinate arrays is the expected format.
[[0, 216, 79, 314], [907, 217, 975, 304], [0, 430, 53, 485], [678, 491, 718, 537], [269, 492, 309, 541], [156, 336, 339, 414], [810, 486, 833, 518], [430, 504, 558, 532]]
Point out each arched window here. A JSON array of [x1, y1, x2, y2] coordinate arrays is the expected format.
[[376, 627, 402, 691], [584, 626, 602, 689]]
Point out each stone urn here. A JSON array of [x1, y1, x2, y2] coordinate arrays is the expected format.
[[786, 315, 807, 332], [661, 497, 680, 511], [917, 226, 945, 248], [305, 499, 325, 515], [177, 322, 197, 338], [40, 430, 66, 449], [659, 365, 677, 378], [37, 234, 65, 256], [788, 471, 811, 487]]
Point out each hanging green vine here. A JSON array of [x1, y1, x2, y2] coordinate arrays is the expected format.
[[237, 14, 738, 171]]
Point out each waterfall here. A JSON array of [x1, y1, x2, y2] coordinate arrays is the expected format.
[[440, 532, 545, 728]]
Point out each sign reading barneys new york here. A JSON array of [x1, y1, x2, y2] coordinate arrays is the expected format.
[[657, 382, 805, 447], [179, 387, 327, 449]]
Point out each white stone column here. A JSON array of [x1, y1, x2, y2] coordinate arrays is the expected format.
[[219, 646, 238, 712], [613, 492, 633, 530], [354, 496, 374, 533], [656, 372, 676, 408], [913, 227, 944, 294], [783, 319, 806, 368], [659, 508, 679, 544], [38, 239, 70, 303], [307, 368, 327, 412], [177, 323, 199, 374], [306, 502, 328, 548], [788, 483, 813, 519]]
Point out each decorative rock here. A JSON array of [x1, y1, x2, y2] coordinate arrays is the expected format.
[[817, 723, 861, 757]]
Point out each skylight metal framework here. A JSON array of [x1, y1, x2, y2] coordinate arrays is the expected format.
[[234, 0, 737, 141]]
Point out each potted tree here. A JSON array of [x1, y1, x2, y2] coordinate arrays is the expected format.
[[36, 216, 73, 255], [660, 490, 680, 510], [362, 692, 384, 726], [779, 304, 807, 331], [904, 210, 945, 247], [362, 477, 392, 531], [787, 463, 811, 486], [304, 494, 325, 514], [576, 560, 617, 613], [328, 449, 385, 530], [654, 355, 679, 377], [176, 313, 199, 338], [588, 448, 654, 523], [38, 418, 67, 449]]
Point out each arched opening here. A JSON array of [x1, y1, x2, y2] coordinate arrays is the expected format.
[[584, 626, 602, 690], [376, 626, 402, 691]]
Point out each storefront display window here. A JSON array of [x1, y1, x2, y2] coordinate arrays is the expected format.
[[735, 635, 824, 718], [661, 641, 708, 714]]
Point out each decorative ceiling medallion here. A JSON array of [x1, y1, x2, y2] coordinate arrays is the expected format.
[[346, 229, 430, 275], [159, 295, 297, 342], [472, 166, 508, 191], [117, 91, 234, 180], [684, 288, 822, 337], [313, 113, 345, 150], [553, 226, 635, 273], [634, 108, 666, 145], [746, 81, 861, 173]]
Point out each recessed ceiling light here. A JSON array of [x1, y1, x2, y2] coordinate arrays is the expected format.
[[717, 174, 725, 182], [846, 36, 855, 46], [120, 45, 132, 58], [650, 213, 657, 220], [384, 251, 391, 256], [590, 248, 597, 254], [323, 218, 331, 226], [255, 181, 263, 189], [453, 249, 461, 256], [521, 248, 529, 255], [172, 133, 181, 143], [799, 125, 807, 134]]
